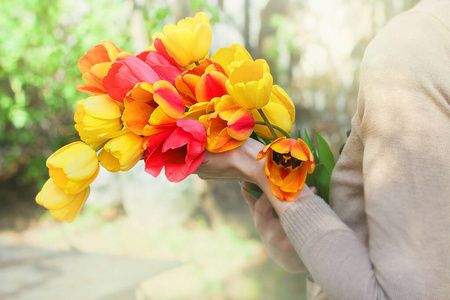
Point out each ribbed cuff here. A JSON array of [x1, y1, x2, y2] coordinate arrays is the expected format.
[[280, 194, 342, 249]]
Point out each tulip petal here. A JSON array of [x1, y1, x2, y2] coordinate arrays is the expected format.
[[280, 162, 308, 193], [124, 56, 160, 84], [227, 108, 255, 141], [144, 148, 166, 178], [177, 118, 207, 143], [153, 81, 186, 119], [123, 100, 155, 135], [195, 71, 228, 103]]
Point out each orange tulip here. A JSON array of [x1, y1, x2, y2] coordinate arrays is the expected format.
[[256, 137, 315, 201], [77, 40, 130, 95]]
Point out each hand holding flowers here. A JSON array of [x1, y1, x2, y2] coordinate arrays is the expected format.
[[36, 12, 335, 223]]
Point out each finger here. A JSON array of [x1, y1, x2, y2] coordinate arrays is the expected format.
[[253, 192, 273, 216], [256, 216, 287, 245], [253, 193, 277, 234], [197, 174, 240, 181]]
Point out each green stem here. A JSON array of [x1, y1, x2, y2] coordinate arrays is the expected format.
[[257, 109, 278, 140], [254, 121, 292, 139]]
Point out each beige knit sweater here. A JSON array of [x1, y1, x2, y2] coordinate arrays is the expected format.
[[280, 1, 450, 299]]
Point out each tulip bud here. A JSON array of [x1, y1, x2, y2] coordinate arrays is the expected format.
[[226, 59, 273, 110], [36, 179, 90, 223], [74, 95, 123, 148], [47, 142, 99, 195], [252, 85, 295, 139], [211, 44, 253, 76], [159, 12, 212, 67], [98, 132, 144, 172]]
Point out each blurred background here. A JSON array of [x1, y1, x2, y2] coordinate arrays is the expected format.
[[0, 0, 419, 299]]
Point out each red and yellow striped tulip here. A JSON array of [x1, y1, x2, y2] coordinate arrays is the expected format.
[[122, 80, 186, 136], [175, 59, 228, 107], [205, 97, 255, 153]]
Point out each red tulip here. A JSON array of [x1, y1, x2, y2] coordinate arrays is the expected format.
[[144, 118, 206, 182], [136, 47, 184, 86], [103, 55, 161, 102]]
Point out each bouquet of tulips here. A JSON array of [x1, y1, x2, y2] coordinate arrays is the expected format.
[[36, 12, 335, 223]]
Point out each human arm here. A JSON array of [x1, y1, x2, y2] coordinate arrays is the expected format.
[[241, 181, 306, 273], [197, 3, 450, 299]]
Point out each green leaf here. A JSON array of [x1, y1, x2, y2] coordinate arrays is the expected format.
[[242, 187, 263, 200], [303, 129, 318, 162], [307, 164, 331, 204], [314, 132, 335, 173]]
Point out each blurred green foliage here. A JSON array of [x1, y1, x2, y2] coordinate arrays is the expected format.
[[0, 0, 205, 191]]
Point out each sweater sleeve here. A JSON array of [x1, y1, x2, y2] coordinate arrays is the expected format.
[[281, 5, 450, 300]]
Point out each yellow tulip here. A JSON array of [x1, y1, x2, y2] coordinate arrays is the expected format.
[[74, 95, 123, 148], [159, 12, 212, 66], [211, 43, 253, 76], [226, 59, 273, 110], [36, 178, 90, 223], [98, 132, 144, 172], [47, 142, 99, 194], [252, 85, 295, 139]]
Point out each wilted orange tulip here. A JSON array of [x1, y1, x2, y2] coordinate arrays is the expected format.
[[211, 44, 253, 76], [257, 137, 315, 201], [159, 12, 212, 66], [206, 97, 255, 153], [252, 85, 295, 139], [74, 94, 123, 148], [98, 132, 144, 172], [77, 40, 130, 94], [47, 142, 99, 195], [36, 178, 90, 223], [226, 59, 273, 110]]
